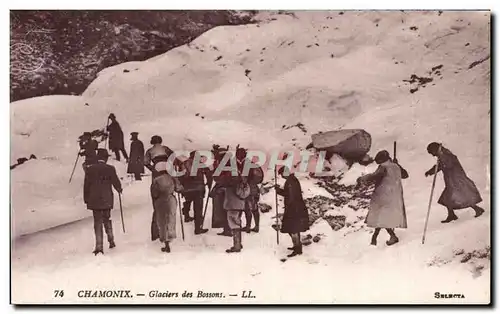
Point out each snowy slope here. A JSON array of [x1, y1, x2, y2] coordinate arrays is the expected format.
[[11, 11, 490, 304]]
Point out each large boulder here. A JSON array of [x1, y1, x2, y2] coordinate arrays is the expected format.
[[309, 129, 372, 161]]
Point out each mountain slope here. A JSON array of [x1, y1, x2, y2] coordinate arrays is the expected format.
[[10, 11, 490, 304]]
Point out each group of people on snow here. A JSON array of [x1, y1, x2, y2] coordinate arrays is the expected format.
[[79, 113, 486, 257], [78, 114, 307, 257]]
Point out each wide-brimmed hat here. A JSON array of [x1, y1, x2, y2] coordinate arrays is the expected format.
[[131, 132, 139, 137]]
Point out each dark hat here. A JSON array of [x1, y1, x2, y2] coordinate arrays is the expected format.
[[212, 144, 228, 152], [109, 113, 116, 119], [374, 150, 391, 164], [150, 135, 162, 145], [236, 146, 247, 160], [427, 142, 442, 154], [131, 132, 139, 136], [97, 148, 110, 160], [278, 166, 291, 176], [82, 132, 91, 137]]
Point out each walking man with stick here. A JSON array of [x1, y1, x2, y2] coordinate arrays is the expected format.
[[83, 149, 122, 255], [424, 142, 485, 224]]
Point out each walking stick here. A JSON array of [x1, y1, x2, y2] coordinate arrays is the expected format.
[[274, 167, 280, 245], [177, 193, 185, 241], [68, 151, 80, 183], [104, 117, 110, 150], [393, 141, 397, 160], [119, 192, 125, 233], [422, 144, 441, 244]]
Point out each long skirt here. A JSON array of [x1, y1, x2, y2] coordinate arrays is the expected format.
[[153, 194, 177, 242], [211, 188, 227, 228]]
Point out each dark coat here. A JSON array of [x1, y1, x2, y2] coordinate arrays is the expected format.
[[210, 157, 247, 211], [427, 147, 482, 209], [244, 161, 263, 196], [209, 159, 228, 227], [276, 174, 309, 234], [179, 158, 212, 193], [359, 160, 408, 229], [127, 140, 145, 174], [79, 139, 98, 165], [107, 120, 125, 151], [84, 161, 122, 210], [210, 184, 227, 228]]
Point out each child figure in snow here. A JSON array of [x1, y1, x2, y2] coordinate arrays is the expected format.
[[275, 166, 309, 258], [357, 150, 408, 246]]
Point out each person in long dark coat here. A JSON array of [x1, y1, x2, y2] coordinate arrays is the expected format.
[[274, 166, 309, 258], [127, 132, 145, 181], [210, 148, 232, 237], [106, 113, 129, 162], [84, 149, 122, 255], [357, 150, 408, 246], [425, 142, 485, 223]]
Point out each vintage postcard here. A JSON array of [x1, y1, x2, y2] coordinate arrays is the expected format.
[[10, 10, 491, 304]]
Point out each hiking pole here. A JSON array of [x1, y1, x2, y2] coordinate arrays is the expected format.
[[422, 144, 441, 244], [104, 117, 110, 150], [274, 166, 280, 245], [68, 150, 80, 183], [118, 192, 125, 233], [177, 193, 185, 241], [393, 141, 397, 160]]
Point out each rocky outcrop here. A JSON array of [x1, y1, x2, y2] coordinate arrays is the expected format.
[[10, 10, 256, 102]]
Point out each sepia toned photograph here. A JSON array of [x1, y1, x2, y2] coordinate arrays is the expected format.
[[10, 9, 491, 305]]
